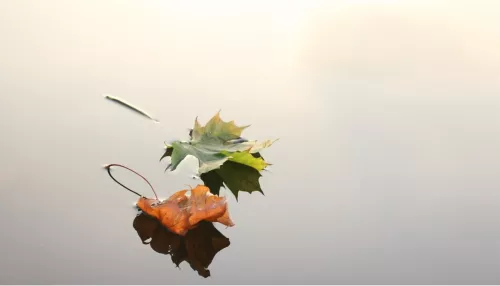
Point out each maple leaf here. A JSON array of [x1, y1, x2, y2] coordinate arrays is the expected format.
[[133, 213, 230, 278], [136, 185, 235, 236], [220, 150, 270, 171], [160, 111, 276, 174], [200, 160, 263, 199], [191, 111, 249, 142]]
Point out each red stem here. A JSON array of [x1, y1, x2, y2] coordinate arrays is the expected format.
[[105, 163, 159, 200]]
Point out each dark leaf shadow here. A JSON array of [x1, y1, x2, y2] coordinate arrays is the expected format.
[[133, 212, 230, 278]]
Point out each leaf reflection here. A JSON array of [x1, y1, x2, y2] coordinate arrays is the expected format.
[[133, 212, 230, 278]]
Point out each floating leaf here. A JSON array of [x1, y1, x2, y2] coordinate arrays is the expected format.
[[245, 138, 279, 153], [222, 150, 269, 171], [136, 185, 234, 236], [167, 141, 229, 174], [191, 111, 249, 142], [161, 112, 276, 175], [200, 160, 263, 199], [133, 213, 230, 278]]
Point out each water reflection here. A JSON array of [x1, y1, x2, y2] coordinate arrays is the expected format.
[[133, 212, 230, 278]]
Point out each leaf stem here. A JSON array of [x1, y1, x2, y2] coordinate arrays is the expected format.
[[105, 163, 159, 200]]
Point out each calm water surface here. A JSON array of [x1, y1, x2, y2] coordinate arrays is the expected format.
[[1, 1, 500, 284]]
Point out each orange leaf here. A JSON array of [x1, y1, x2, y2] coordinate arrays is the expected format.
[[136, 185, 235, 236]]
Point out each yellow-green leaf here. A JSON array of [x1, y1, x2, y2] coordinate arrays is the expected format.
[[221, 151, 270, 171]]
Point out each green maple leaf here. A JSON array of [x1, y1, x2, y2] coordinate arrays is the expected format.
[[221, 151, 270, 171], [191, 111, 249, 142], [200, 160, 263, 199], [161, 112, 277, 174]]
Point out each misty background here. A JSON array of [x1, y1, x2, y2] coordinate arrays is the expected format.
[[0, 0, 499, 284]]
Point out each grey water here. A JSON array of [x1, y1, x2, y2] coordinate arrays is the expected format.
[[1, 1, 500, 284]]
